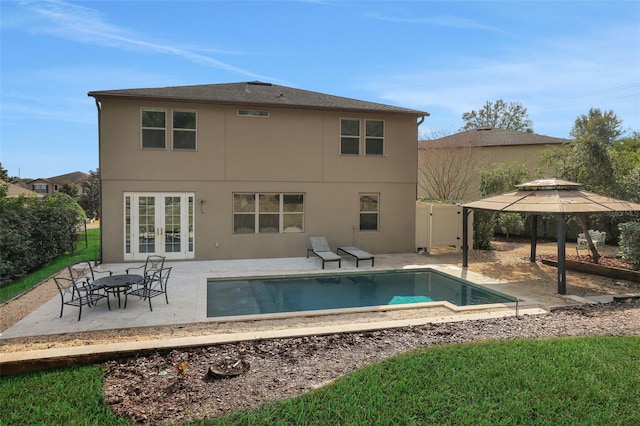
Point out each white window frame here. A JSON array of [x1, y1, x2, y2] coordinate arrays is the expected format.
[[359, 193, 380, 232], [340, 118, 361, 155], [233, 192, 305, 234], [141, 107, 167, 149], [238, 109, 269, 117], [365, 119, 385, 156], [172, 109, 197, 151], [340, 118, 385, 156]]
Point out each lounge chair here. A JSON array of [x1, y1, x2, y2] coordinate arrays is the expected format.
[[306, 237, 341, 269], [337, 246, 375, 267]]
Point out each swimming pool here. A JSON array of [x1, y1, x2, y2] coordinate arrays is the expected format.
[[206, 268, 516, 318]]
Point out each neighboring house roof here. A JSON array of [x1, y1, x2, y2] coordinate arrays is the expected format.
[[27, 171, 88, 186], [47, 171, 89, 185], [1, 179, 36, 197], [88, 81, 429, 117], [419, 127, 570, 148]]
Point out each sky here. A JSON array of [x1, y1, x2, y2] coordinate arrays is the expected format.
[[1, 0, 639, 179]]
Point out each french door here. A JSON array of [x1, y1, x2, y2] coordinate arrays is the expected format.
[[124, 192, 195, 261]]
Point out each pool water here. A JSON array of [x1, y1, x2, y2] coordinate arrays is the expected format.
[[206, 269, 515, 318]]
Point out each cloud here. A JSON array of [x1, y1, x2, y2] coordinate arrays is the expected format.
[[17, 0, 277, 81], [359, 19, 639, 136], [365, 12, 502, 32]]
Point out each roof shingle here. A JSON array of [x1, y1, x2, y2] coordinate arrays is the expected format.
[[88, 81, 428, 116], [419, 127, 569, 148]]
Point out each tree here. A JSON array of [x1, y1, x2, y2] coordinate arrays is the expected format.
[[418, 130, 480, 200], [540, 108, 631, 263], [474, 162, 529, 249], [59, 182, 79, 198], [570, 108, 623, 146], [610, 131, 640, 202], [0, 162, 17, 184], [461, 99, 533, 133], [78, 169, 100, 220], [478, 162, 529, 197], [0, 162, 9, 181]]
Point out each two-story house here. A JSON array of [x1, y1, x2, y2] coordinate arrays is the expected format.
[[88, 82, 428, 263], [27, 171, 89, 197]]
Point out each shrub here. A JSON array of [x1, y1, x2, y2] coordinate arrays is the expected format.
[[497, 213, 525, 240], [618, 221, 640, 270], [0, 193, 85, 286], [473, 210, 495, 250]]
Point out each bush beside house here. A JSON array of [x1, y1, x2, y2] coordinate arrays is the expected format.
[[0, 192, 86, 286]]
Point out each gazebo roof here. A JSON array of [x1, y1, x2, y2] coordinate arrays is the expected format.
[[462, 179, 640, 214]]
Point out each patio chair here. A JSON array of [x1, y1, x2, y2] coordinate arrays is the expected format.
[[306, 237, 341, 269], [127, 266, 172, 311], [67, 260, 113, 287], [126, 255, 166, 289], [67, 260, 112, 304], [337, 246, 375, 267], [54, 275, 110, 321]]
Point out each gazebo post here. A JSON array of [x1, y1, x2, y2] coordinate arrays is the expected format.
[[530, 214, 538, 262], [462, 207, 470, 267], [556, 213, 567, 294]]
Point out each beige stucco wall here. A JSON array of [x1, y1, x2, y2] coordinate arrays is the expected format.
[[98, 99, 419, 263]]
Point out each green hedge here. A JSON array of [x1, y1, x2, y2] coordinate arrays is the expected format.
[[0, 193, 86, 286], [619, 221, 640, 270]]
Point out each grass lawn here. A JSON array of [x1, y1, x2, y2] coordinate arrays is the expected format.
[[1, 336, 638, 425], [0, 228, 100, 304]]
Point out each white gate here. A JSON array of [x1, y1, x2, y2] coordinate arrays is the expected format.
[[415, 203, 473, 253]]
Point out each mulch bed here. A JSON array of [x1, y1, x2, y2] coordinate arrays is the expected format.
[[540, 254, 635, 270]]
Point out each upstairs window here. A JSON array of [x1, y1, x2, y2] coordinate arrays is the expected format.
[[340, 119, 384, 156], [173, 110, 196, 150], [365, 120, 384, 155], [340, 119, 360, 155], [238, 109, 269, 117], [359, 193, 379, 231], [141, 108, 166, 149]]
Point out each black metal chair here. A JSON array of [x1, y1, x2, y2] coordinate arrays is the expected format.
[[127, 266, 172, 311], [67, 260, 112, 287], [66, 260, 112, 305], [54, 275, 110, 321], [126, 255, 166, 289]]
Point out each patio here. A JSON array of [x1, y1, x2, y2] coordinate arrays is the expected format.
[[3, 247, 627, 375], [2, 251, 587, 342]]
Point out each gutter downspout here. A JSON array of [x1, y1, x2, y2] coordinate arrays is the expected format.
[[93, 98, 103, 264], [416, 115, 427, 199]]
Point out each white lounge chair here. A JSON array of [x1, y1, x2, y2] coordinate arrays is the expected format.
[[307, 237, 341, 269], [337, 246, 375, 267]]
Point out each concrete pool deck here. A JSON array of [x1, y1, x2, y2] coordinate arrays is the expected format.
[[0, 252, 591, 374]]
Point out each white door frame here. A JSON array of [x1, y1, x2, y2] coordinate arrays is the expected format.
[[124, 192, 195, 261]]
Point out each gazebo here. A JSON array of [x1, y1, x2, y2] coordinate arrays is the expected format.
[[461, 179, 640, 294]]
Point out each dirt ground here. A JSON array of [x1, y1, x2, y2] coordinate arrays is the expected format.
[[1, 241, 640, 424]]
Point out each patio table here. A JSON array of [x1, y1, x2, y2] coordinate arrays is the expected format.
[[94, 274, 143, 309]]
